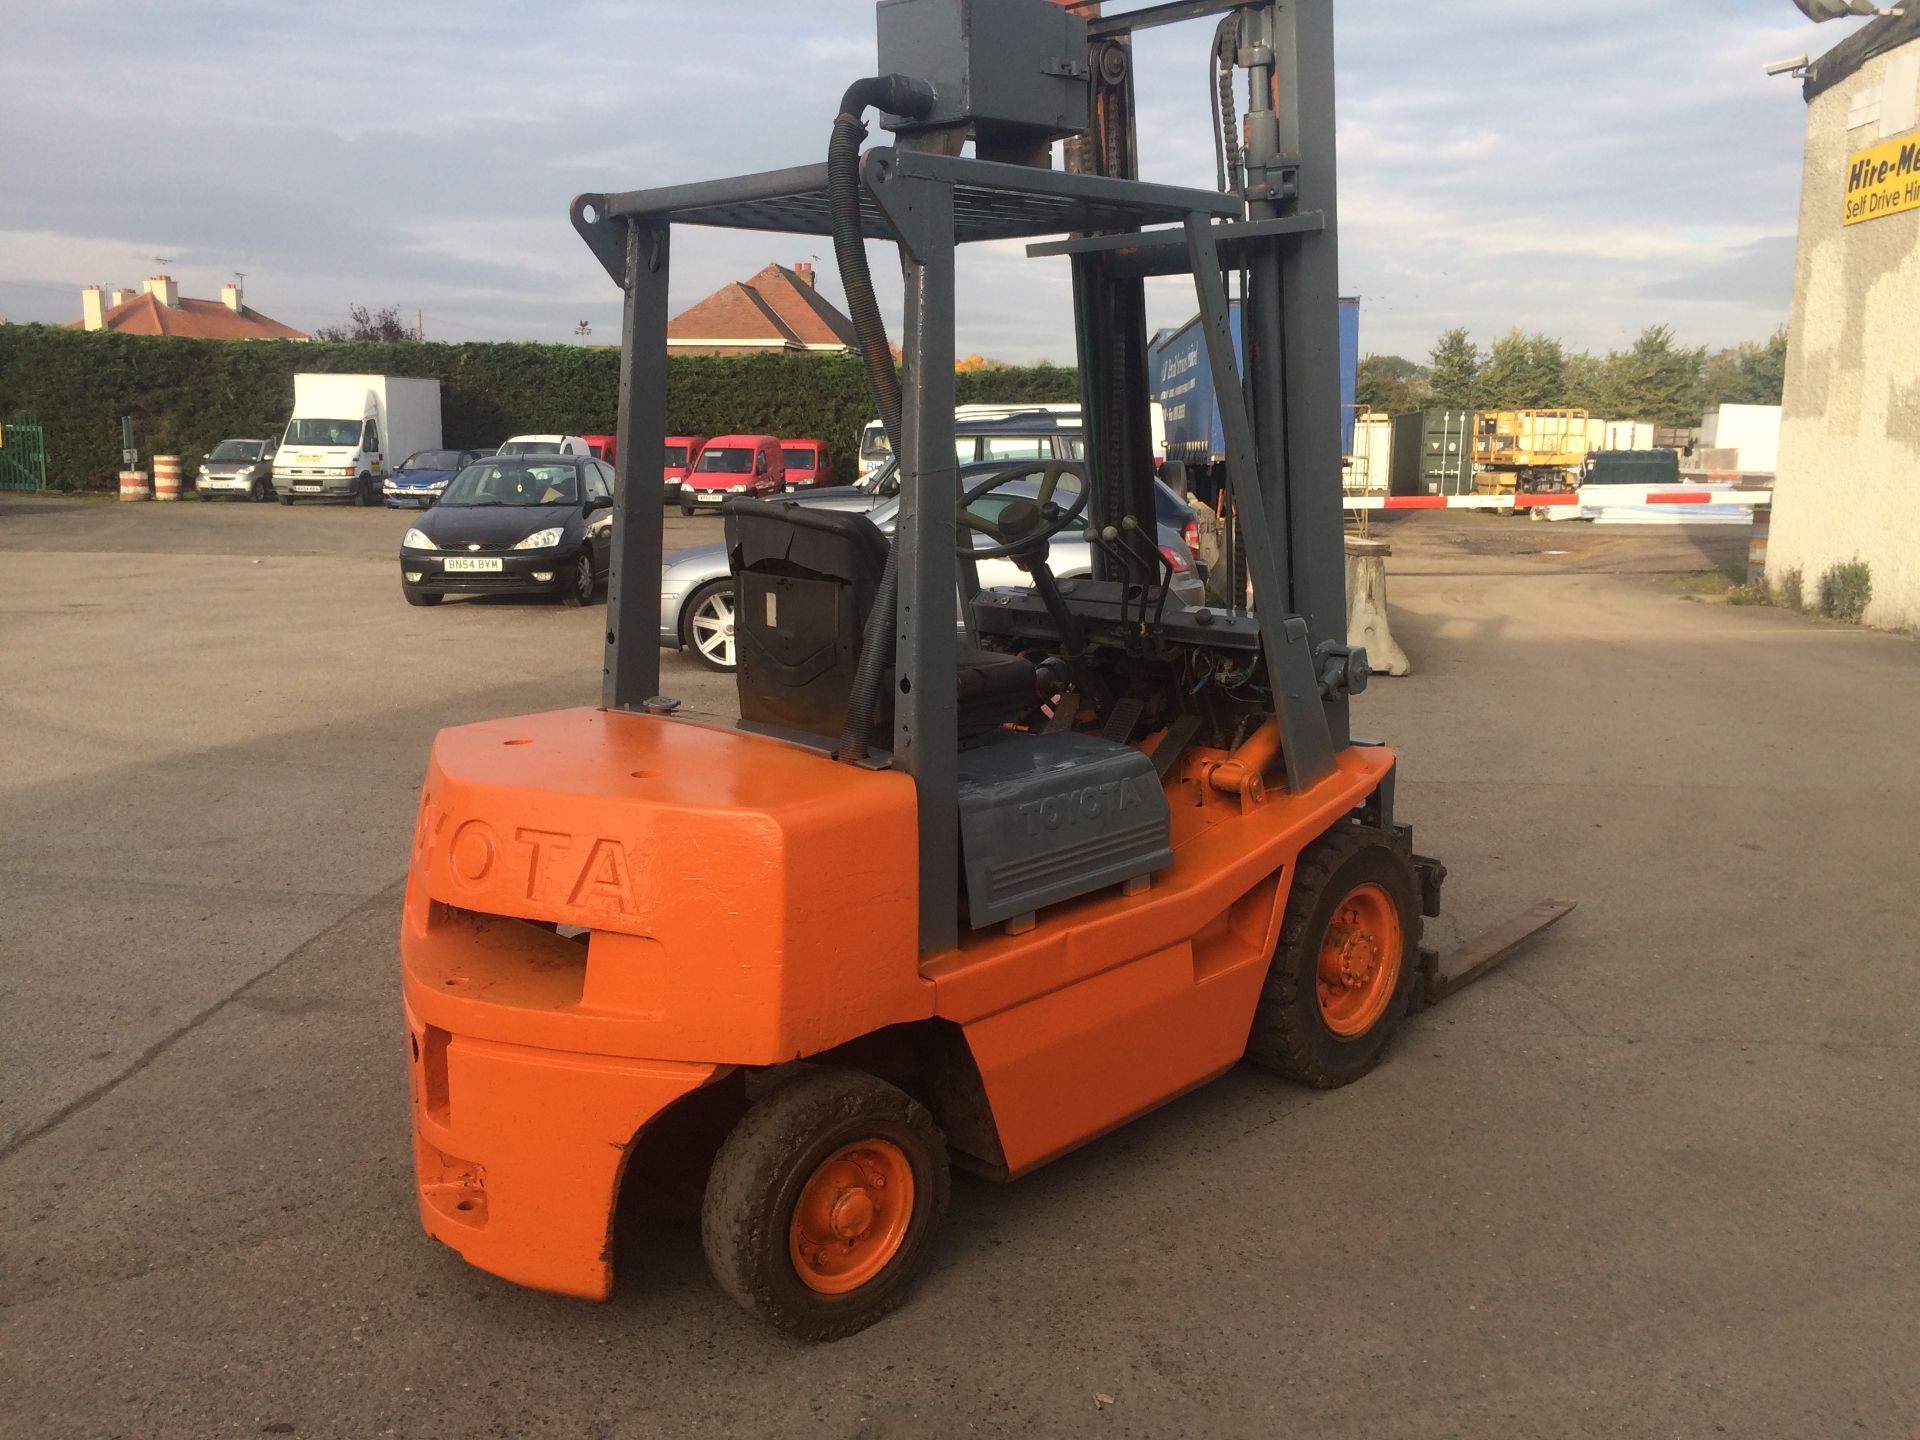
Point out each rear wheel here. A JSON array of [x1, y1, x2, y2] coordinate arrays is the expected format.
[[680, 580, 737, 671], [1245, 827, 1421, 1089], [701, 1067, 950, 1341]]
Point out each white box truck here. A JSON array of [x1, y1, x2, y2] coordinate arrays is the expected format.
[[273, 374, 443, 505]]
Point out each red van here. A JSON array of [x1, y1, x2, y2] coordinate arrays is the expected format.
[[779, 439, 830, 491], [663, 435, 708, 502], [582, 433, 618, 464], [679, 434, 784, 515]]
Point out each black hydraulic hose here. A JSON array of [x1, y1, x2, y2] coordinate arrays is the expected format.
[[829, 76, 931, 763]]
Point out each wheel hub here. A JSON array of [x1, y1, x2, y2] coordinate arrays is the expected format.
[[1314, 883, 1404, 1038], [789, 1141, 913, 1295]]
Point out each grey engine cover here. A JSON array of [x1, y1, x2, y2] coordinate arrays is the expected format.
[[955, 731, 1172, 929]]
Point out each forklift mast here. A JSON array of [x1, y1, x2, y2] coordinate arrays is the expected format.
[[571, 0, 1367, 953]]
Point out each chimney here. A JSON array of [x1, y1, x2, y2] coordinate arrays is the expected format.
[[146, 274, 178, 308], [221, 283, 243, 313], [110, 287, 134, 307], [793, 261, 815, 289], [82, 285, 106, 331]]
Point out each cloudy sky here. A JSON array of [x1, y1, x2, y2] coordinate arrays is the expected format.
[[0, 1, 1867, 363]]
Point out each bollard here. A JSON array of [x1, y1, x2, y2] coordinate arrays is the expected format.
[[153, 455, 182, 501], [1747, 503, 1771, 588], [119, 469, 150, 502], [1345, 536, 1410, 677]]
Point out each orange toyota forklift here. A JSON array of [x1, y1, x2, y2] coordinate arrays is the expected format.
[[401, 0, 1557, 1340]]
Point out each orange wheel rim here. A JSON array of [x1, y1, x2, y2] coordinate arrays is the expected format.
[[788, 1139, 915, 1296], [1315, 882, 1403, 1038]]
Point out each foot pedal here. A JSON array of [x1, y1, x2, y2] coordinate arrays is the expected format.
[[1102, 696, 1146, 744], [1152, 712, 1203, 779]]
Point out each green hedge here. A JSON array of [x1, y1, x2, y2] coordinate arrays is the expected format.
[[0, 325, 1081, 491]]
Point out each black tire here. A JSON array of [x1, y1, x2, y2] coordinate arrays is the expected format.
[[679, 580, 737, 671], [403, 586, 443, 607], [251, 478, 271, 502], [680, 502, 695, 518], [357, 475, 379, 507], [701, 1067, 949, 1342], [560, 550, 596, 608], [280, 493, 295, 506], [1245, 826, 1421, 1089]]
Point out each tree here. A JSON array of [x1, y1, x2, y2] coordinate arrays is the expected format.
[[1592, 324, 1705, 425], [1475, 329, 1566, 409], [1703, 328, 1788, 407], [1355, 353, 1431, 415], [1426, 328, 1480, 410], [313, 304, 416, 343]]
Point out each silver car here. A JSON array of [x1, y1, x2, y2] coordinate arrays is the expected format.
[[195, 438, 275, 501], [662, 472, 1205, 671]]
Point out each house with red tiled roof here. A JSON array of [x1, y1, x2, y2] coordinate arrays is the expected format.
[[70, 276, 308, 341], [667, 262, 856, 355]]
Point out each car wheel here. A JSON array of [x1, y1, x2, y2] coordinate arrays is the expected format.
[[681, 579, 737, 671], [357, 475, 379, 507], [403, 586, 443, 607], [560, 550, 596, 608], [280, 493, 295, 506], [251, 478, 271, 502], [680, 501, 695, 518]]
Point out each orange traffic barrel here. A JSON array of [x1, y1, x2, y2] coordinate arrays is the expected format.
[[119, 469, 150, 502], [153, 455, 182, 501]]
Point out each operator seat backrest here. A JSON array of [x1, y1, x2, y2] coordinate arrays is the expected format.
[[724, 499, 890, 740]]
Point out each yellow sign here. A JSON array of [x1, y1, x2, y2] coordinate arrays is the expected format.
[[1844, 135, 1920, 226]]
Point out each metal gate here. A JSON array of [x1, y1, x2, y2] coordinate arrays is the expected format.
[[0, 416, 47, 491]]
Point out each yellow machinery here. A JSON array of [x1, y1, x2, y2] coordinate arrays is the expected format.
[[1471, 409, 1603, 494]]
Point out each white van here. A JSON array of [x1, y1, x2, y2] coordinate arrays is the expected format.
[[274, 374, 443, 506], [498, 434, 592, 457]]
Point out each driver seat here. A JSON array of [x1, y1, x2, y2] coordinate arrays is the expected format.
[[724, 500, 1034, 748]]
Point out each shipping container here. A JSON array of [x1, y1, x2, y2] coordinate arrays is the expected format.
[[1389, 409, 1473, 496], [1345, 413, 1395, 495]]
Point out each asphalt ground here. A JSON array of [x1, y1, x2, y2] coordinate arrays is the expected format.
[[1, 493, 1915, 1438]]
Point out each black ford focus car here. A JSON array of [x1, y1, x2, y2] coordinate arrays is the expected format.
[[398, 455, 616, 607]]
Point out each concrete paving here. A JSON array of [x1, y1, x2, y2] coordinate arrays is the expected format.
[[1, 495, 1915, 1438]]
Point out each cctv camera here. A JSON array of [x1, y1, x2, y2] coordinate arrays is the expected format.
[[1764, 54, 1810, 75], [1793, 0, 1903, 18]]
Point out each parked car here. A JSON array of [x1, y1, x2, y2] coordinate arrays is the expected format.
[[663, 435, 708, 502], [195, 438, 275, 501], [678, 434, 784, 515], [661, 462, 1204, 671], [581, 433, 617, 464], [383, 448, 490, 507], [779, 439, 831, 490], [799, 411, 1089, 514], [497, 434, 593, 458], [397, 455, 617, 608]]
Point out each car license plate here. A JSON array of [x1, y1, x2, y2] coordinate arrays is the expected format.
[[297, 453, 322, 463], [293, 483, 321, 492], [443, 556, 503, 573]]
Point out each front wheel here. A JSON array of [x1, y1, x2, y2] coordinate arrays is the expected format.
[[357, 475, 380, 507], [251, 477, 271, 502], [680, 580, 737, 671], [280, 493, 295, 506], [560, 550, 596, 608], [1245, 826, 1422, 1089], [702, 1067, 950, 1342], [403, 585, 442, 607]]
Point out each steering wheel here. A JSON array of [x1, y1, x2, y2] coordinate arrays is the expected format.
[[954, 459, 1090, 561]]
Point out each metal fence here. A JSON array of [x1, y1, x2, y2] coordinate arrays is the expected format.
[[0, 416, 47, 491]]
